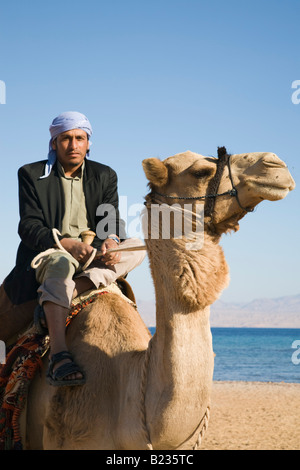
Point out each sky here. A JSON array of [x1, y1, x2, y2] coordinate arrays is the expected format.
[[0, 0, 299, 308]]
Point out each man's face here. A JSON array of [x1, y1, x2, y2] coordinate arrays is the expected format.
[[52, 129, 89, 171]]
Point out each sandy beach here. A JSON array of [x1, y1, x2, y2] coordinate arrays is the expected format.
[[201, 381, 300, 450]]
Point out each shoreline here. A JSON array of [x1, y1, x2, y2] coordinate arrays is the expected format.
[[201, 380, 300, 450]]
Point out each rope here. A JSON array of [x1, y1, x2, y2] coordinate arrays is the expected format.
[[192, 406, 210, 450], [52, 228, 97, 270], [154, 189, 234, 201], [31, 229, 98, 270], [140, 338, 154, 450]]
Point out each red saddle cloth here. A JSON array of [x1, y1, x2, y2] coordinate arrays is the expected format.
[[0, 331, 48, 450]]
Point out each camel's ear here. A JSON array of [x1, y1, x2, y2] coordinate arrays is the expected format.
[[142, 158, 168, 187]]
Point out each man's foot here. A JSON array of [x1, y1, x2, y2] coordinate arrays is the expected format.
[[46, 350, 86, 386]]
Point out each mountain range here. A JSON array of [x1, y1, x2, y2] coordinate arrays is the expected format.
[[136, 294, 300, 328]]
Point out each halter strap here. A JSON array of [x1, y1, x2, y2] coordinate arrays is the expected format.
[[226, 150, 254, 213], [152, 147, 254, 218], [204, 146, 229, 218]]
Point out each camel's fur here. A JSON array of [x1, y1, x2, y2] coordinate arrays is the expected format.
[[23, 150, 295, 450]]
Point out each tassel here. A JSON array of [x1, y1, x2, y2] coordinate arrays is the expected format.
[[217, 146, 227, 158]]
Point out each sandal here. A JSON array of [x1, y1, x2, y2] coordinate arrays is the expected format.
[[46, 350, 86, 387]]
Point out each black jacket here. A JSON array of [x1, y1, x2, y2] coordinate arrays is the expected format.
[[4, 158, 126, 304]]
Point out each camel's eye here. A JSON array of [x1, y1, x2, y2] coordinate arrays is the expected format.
[[192, 168, 213, 179]]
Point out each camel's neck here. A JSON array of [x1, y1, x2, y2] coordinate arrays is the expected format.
[[144, 234, 229, 448]]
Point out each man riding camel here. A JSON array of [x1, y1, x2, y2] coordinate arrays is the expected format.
[[0, 111, 145, 386]]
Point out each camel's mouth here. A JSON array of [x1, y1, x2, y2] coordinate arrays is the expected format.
[[243, 165, 296, 201], [249, 178, 295, 201], [254, 179, 295, 190]]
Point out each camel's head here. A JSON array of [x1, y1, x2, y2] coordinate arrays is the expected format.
[[142, 149, 295, 235]]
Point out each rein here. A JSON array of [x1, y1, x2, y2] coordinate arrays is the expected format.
[[152, 146, 254, 220]]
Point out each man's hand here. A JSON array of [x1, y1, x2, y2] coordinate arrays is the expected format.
[[59, 238, 94, 265], [99, 238, 121, 266]]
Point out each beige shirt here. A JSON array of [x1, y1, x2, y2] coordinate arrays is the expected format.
[[58, 161, 90, 240]]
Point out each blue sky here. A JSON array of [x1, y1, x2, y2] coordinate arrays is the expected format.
[[0, 0, 299, 306]]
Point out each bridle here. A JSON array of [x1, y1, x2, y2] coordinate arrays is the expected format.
[[152, 146, 254, 219]]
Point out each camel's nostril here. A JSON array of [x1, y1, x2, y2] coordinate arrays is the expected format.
[[262, 159, 286, 169]]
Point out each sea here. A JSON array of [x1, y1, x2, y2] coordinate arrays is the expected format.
[[149, 327, 300, 383]]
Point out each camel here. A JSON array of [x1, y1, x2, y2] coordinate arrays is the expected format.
[[24, 148, 294, 450]]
